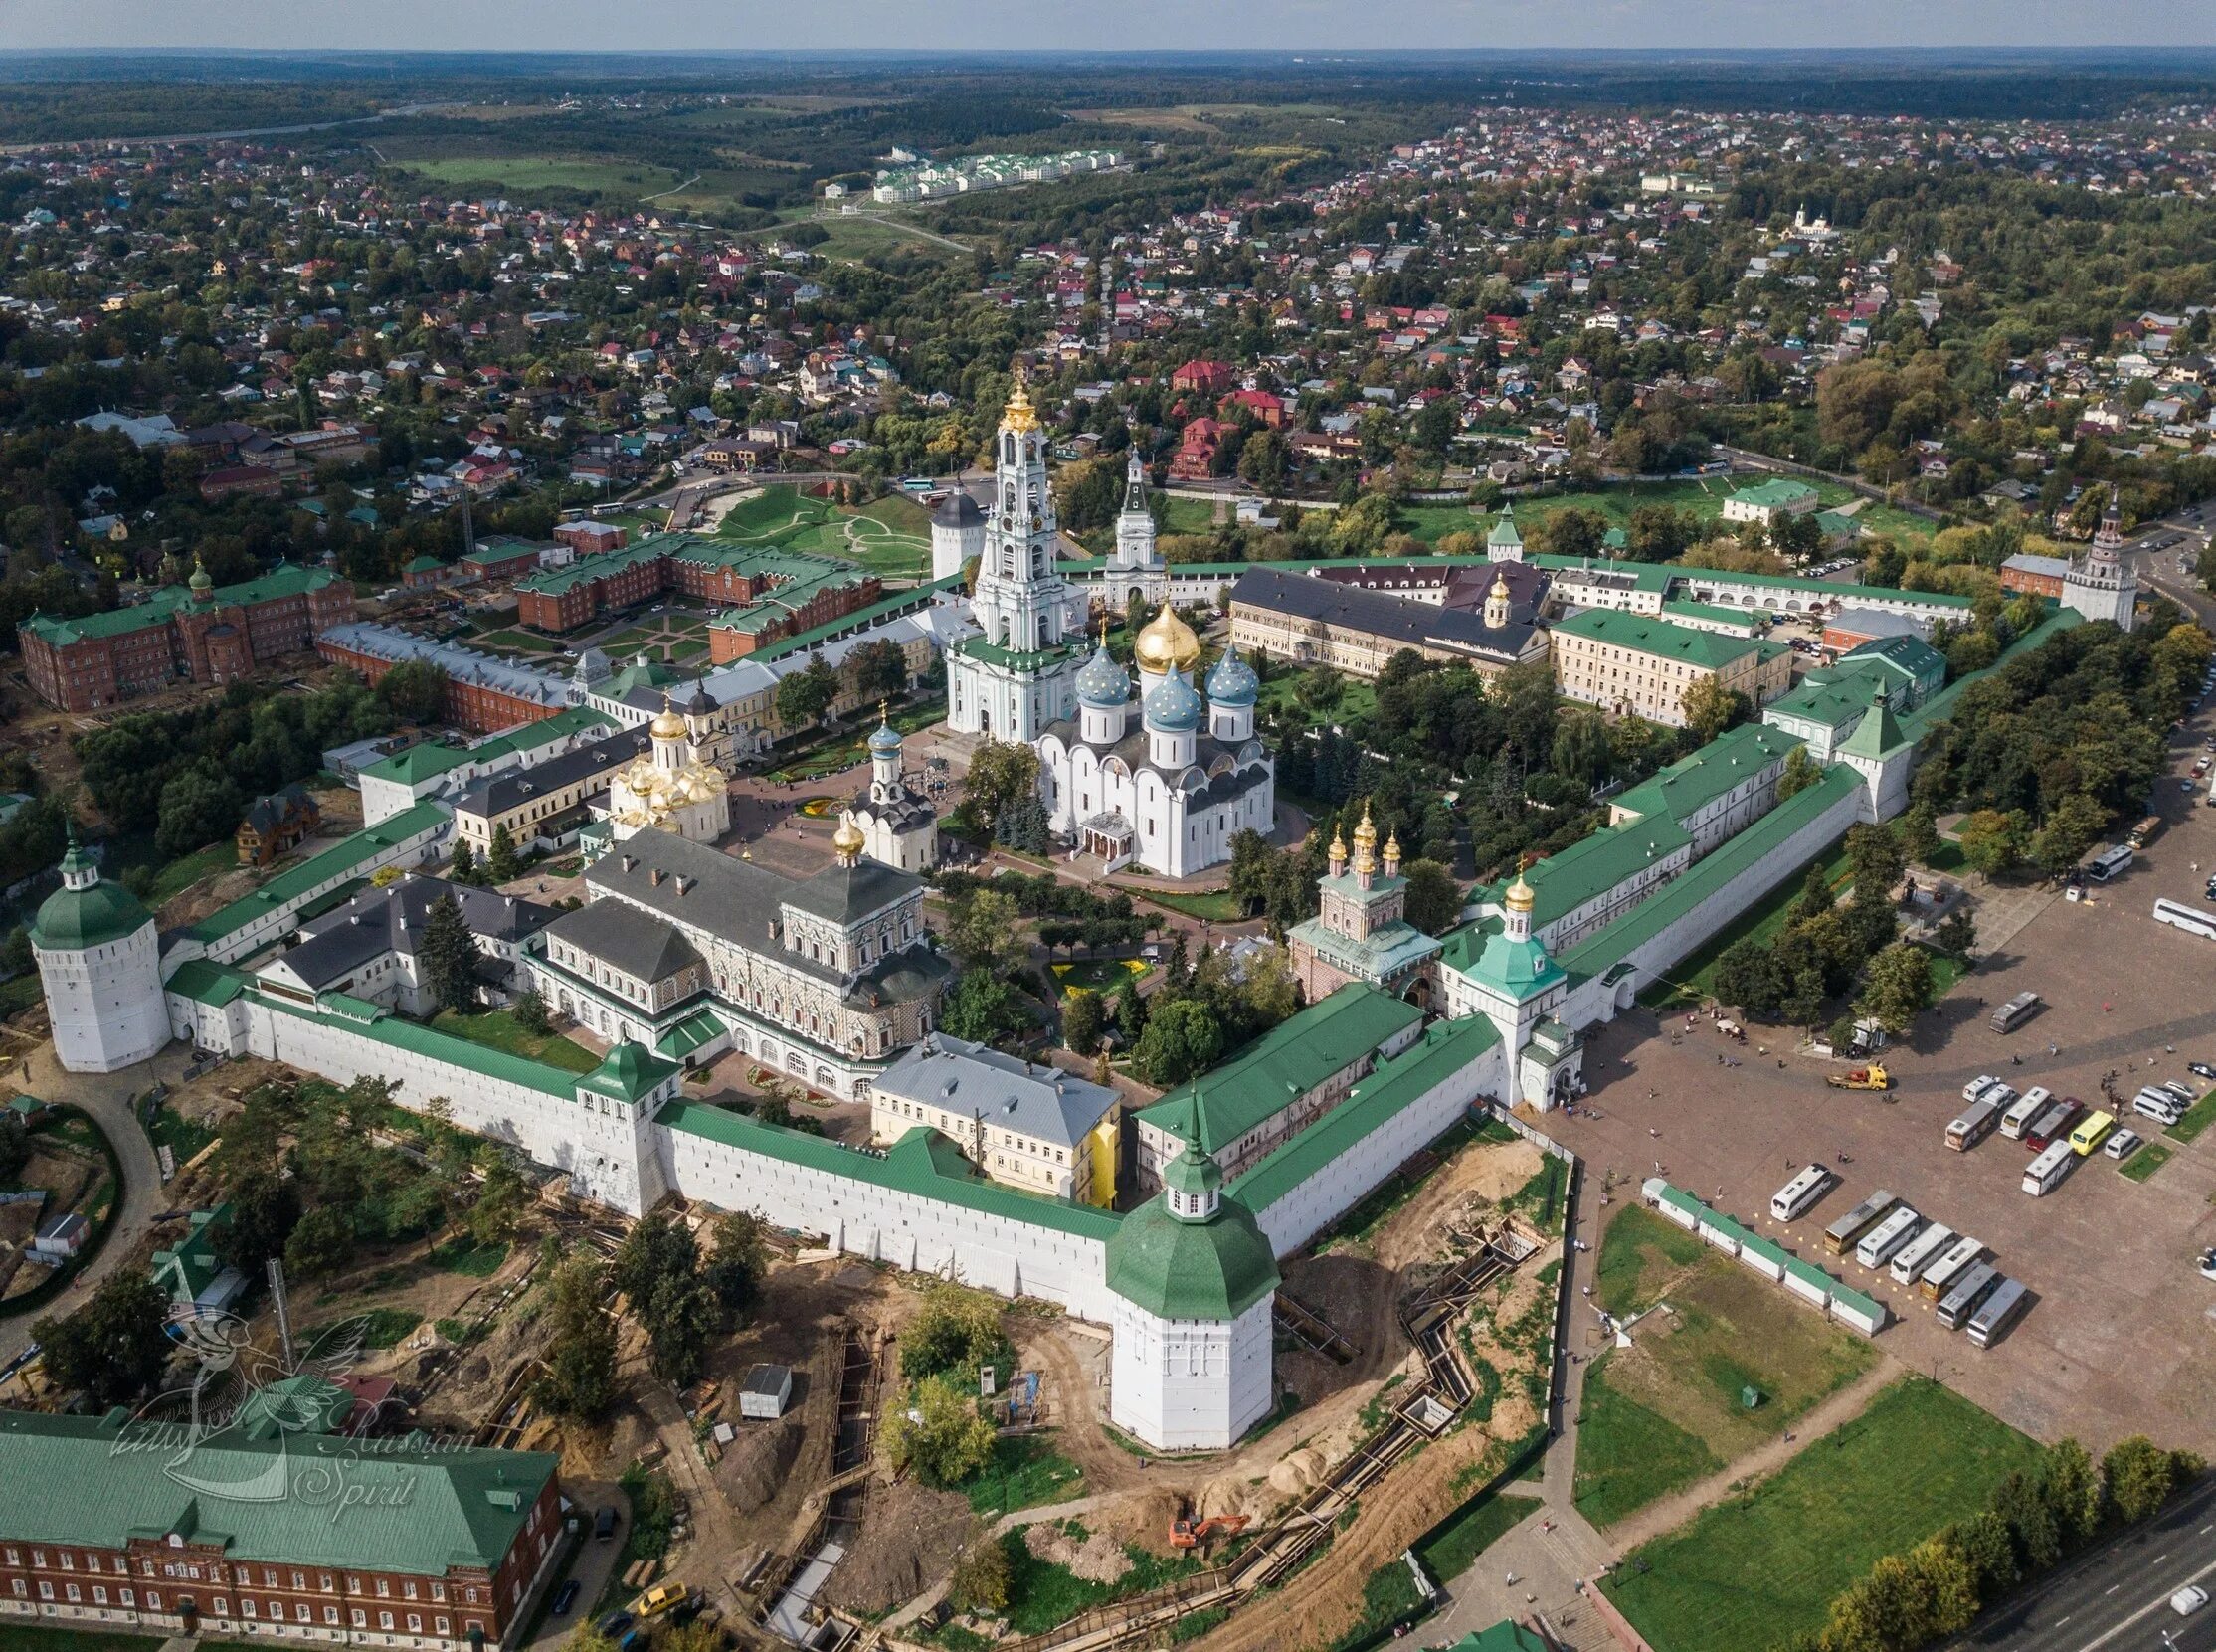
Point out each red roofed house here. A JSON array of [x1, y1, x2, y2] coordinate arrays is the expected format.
[[1172, 359, 1237, 398], [1169, 418, 1224, 482], [1221, 388, 1286, 429]]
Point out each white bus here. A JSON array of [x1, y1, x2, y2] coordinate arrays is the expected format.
[[1856, 1206, 1923, 1269], [1890, 1222, 1956, 1286], [1967, 1278, 2030, 1349], [1946, 1098, 2003, 1152], [1921, 1236, 1986, 1301], [2022, 1140, 2076, 1196], [2083, 844, 2134, 882], [2153, 898, 2216, 941], [1770, 1165, 1834, 1223], [1999, 1091, 2047, 1140], [1937, 1262, 2002, 1330]]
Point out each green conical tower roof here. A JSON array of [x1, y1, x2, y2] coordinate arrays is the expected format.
[[576, 1038, 678, 1105], [1106, 1143, 1278, 1323], [30, 823, 153, 952], [1836, 689, 1906, 761]]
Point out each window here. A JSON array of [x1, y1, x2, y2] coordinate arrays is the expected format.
[[379, 1611, 394, 1630], [407, 1613, 422, 1633], [324, 1606, 339, 1625], [119, 1588, 133, 1608], [93, 1586, 108, 1606]]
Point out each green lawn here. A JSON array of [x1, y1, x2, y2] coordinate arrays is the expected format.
[[0, 973, 44, 1015], [1253, 667, 1379, 725], [2164, 1091, 2216, 1144], [305, 1307, 422, 1351], [2122, 1141, 2174, 1182], [144, 839, 239, 906], [397, 155, 684, 198], [1593, 1205, 1708, 1318], [1331, 1559, 1430, 1649], [1574, 1357, 1726, 1530], [1641, 837, 1854, 1011], [996, 1523, 1199, 1634], [961, 1434, 1087, 1518], [1050, 957, 1149, 998], [476, 628, 568, 654], [1603, 1378, 2044, 1652], [1415, 1487, 1542, 1581], [429, 1008, 601, 1074], [1126, 887, 1245, 922], [144, 1098, 217, 1164], [428, 1236, 510, 1277]]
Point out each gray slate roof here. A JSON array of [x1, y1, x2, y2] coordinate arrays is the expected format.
[[541, 898, 706, 984], [282, 874, 557, 990], [453, 725, 650, 818], [873, 1032, 1118, 1148], [1229, 566, 1543, 662]]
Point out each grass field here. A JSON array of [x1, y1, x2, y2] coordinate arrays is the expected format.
[[428, 1237, 509, 1277], [1641, 838, 1854, 1011], [1126, 886, 1244, 922], [2164, 1090, 2216, 1143], [475, 628, 569, 654], [961, 1434, 1087, 1518], [1050, 957, 1149, 997], [2122, 1141, 2174, 1182], [429, 1008, 601, 1074], [715, 483, 932, 580], [995, 1522, 1198, 1634], [1253, 666, 1379, 725], [397, 156, 685, 198], [306, 1307, 422, 1351], [1575, 1205, 1877, 1529], [1603, 1377, 2044, 1652], [144, 1097, 217, 1164], [144, 840, 238, 906]]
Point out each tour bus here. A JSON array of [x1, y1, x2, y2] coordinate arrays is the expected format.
[[1967, 1278, 2030, 1349], [1855, 1206, 1923, 1269], [1770, 1165, 1834, 1223], [2023, 1099, 2083, 1153], [1921, 1236, 1987, 1300], [1990, 992, 2043, 1034], [1823, 1189, 1899, 1256], [1937, 1262, 2003, 1331], [2083, 844, 2134, 882], [1890, 1222, 1956, 1287], [1999, 1090, 2048, 1140], [2069, 1109, 2117, 1156], [1946, 1097, 2003, 1152], [2023, 1140, 2077, 1196], [2153, 898, 2216, 941]]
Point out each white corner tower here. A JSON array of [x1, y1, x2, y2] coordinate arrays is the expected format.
[[946, 366, 1084, 741], [2063, 492, 2137, 632], [930, 488, 987, 584], [33, 825, 170, 1074]]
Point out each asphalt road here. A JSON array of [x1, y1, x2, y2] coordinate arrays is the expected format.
[[1950, 1475, 2216, 1651]]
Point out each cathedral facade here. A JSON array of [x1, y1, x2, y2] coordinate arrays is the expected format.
[[606, 691, 733, 844]]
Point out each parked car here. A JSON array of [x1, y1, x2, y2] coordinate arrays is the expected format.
[[596, 1506, 619, 1541], [2190, 1062, 2216, 1081], [2161, 1079, 2199, 1104], [598, 1612, 635, 1639], [2173, 1584, 2209, 1616], [2104, 1128, 2142, 1160], [552, 1581, 581, 1617]]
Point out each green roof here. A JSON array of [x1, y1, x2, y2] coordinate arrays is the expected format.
[[1140, 985, 1423, 1158], [953, 637, 1084, 673], [1104, 1190, 1278, 1322], [31, 856, 153, 952], [577, 1039, 678, 1103], [1661, 599, 1761, 633], [357, 741, 475, 787], [1554, 608, 1766, 671], [1435, 913, 1567, 999], [1487, 812, 1693, 934], [1765, 659, 1900, 734], [1560, 765, 1860, 980], [162, 957, 250, 1007], [1728, 478, 1819, 508], [0, 1409, 555, 1576], [1835, 693, 1908, 761], [750, 574, 966, 666], [1608, 723, 1801, 829], [22, 562, 340, 648], [1449, 1625, 1552, 1652], [182, 801, 451, 947], [655, 1007, 726, 1060], [1231, 1016, 1499, 1215], [255, 983, 581, 1099], [661, 1103, 1122, 1241]]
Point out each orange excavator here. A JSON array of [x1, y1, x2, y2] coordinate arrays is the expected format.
[[1169, 1506, 1251, 1550]]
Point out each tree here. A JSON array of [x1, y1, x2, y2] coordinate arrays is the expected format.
[[2039, 1439, 2109, 1547], [950, 1537, 1013, 1614], [1062, 987, 1104, 1055], [217, 1166, 300, 1272], [704, 1211, 768, 1319], [902, 1284, 1008, 1381], [511, 989, 551, 1036], [1776, 744, 1820, 801], [485, 822, 520, 883], [1845, 822, 1906, 902], [1857, 942, 1934, 1034], [773, 654, 840, 732], [1933, 909, 1977, 960], [282, 1203, 357, 1279], [1680, 676, 1749, 743], [450, 838, 479, 885], [468, 1155, 529, 1246], [155, 763, 244, 858], [941, 970, 1029, 1044], [1714, 937, 1781, 1018], [1956, 809, 2028, 878], [418, 891, 481, 1015], [1897, 801, 1942, 866], [2029, 792, 2108, 877], [962, 739, 1039, 835], [850, 639, 909, 700], [612, 1213, 723, 1385], [1401, 858, 1464, 936], [34, 1272, 171, 1406], [885, 1374, 998, 1487], [376, 659, 449, 724], [1992, 1468, 2063, 1573], [944, 888, 1028, 974], [1945, 1510, 2019, 1598], [1788, 863, 1837, 927], [535, 1251, 620, 1421], [1131, 999, 1224, 1088], [0, 1109, 24, 1185], [2103, 1436, 2196, 1525]]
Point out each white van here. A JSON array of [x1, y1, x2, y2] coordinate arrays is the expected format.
[[2132, 1088, 2183, 1126]]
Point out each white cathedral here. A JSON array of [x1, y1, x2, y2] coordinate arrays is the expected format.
[[606, 692, 733, 843]]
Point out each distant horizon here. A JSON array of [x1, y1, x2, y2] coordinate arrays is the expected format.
[[5, 3, 2215, 56]]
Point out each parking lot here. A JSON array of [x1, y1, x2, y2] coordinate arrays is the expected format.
[[1545, 720, 2216, 1456]]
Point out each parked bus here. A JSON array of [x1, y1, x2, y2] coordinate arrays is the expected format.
[[1999, 1091, 2047, 1140], [1823, 1189, 1899, 1256], [2083, 844, 2134, 882], [1891, 1222, 1956, 1287], [1769, 1165, 1834, 1223], [1990, 992, 2043, 1034], [1937, 1262, 2002, 1330], [1946, 1098, 2003, 1152], [2127, 815, 2164, 850], [2024, 1100, 2082, 1153], [1856, 1206, 1923, 1269], [2153, 898, 2216, 941], [2023, 1141, 2076, 1196], [2069, 1110, 2116, 1156], [1967, 1278, 2030, 1349], [1921, 1236, 1987, 1300]]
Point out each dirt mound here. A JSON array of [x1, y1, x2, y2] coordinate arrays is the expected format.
[[822, 1479, 977, 1617], [1025, 1519, 1132, 1585], [715, 1419, 802, 1512], [1268, 1447, 1327, 1497], [1098, 1487, 1183, 1556]]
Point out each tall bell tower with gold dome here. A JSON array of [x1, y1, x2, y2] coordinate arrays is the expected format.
[[947, 365, 1084, 744]]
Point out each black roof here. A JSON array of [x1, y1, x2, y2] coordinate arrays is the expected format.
[[1228, 567, 1543, 662], [541, 898, 705, 985], [932, 489, 984, 529], [281, 874, 558, 990], [454, 726, 650, 818]]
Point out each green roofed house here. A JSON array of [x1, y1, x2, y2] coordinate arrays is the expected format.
[[0, 1407, 564, 1647], [1551, 608, 1793, 728], [1720, 476, 1820, 526], [151, 1205, 247, 1321], [1132, 983, 1423, 1187], [1605, 722, 1802, 855]]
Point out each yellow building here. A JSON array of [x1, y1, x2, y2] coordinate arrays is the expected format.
[[867, 1032, 1122, 1205], [1551, 609, 1792, 728]]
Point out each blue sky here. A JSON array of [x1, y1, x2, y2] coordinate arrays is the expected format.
[[4, 1, 2212, 52]]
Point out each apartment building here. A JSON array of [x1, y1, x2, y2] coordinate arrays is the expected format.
[[1551, 609, 1791, 728]]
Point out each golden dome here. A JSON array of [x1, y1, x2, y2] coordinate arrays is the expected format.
[[1506, 869, 1537, 914], [1134, 603, 1202, 673], [649, 690, 687, 741], [1001, 363, 1041, 434], [1384, 828, 1401, 862], [832, 817, 866, 860], [1353, 801, 1378, 848], [1329, 825, 1347, 862], [1489, 572, 1512, 600]]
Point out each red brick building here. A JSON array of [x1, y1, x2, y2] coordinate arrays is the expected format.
[[199, 465, 287, 503], [1172, 359, 1237, 398], [1169, 418, 1224, 482], [515, 533, 879, 641], [0, 1405, 562, 1649], [22, 562, 355, 712], [552, 519, 627, 558], [315, 623, 569, 735]]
